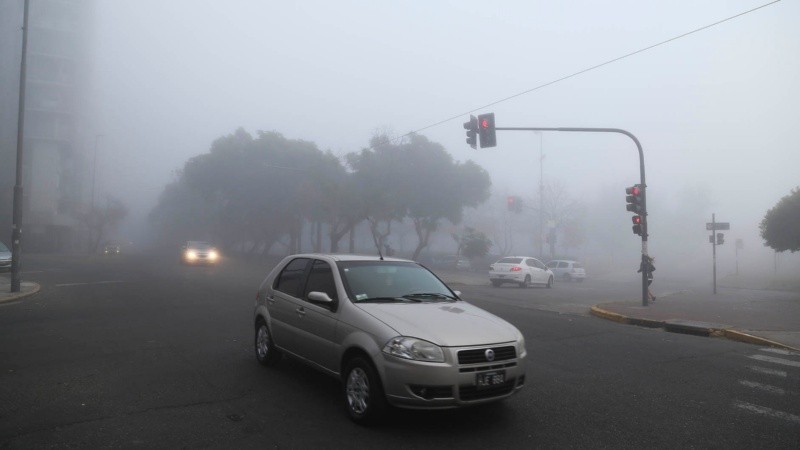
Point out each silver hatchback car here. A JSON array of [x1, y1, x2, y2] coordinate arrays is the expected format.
[[253, 254, 527, 424]]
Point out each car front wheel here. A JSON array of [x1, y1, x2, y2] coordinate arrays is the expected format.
[[546, 276, 554, 288], [343, 356, 387, 424]]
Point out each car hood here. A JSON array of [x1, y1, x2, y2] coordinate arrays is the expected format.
[[355, 301, 520, 347], [0, 251, 10, 261]]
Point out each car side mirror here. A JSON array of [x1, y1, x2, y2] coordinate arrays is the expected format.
[[307, 291, 334, 304], [453, 290, 462, 298]]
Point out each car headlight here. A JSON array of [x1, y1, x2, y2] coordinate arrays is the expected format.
[[208, 250, 218, 260], [383, 337, 444, 363], [186, 250, 197, 259]]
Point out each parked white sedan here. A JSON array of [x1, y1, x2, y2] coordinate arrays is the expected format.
[[489, 256, 554, 288]]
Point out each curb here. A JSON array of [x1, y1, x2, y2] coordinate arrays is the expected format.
[[0, 282, 41, 304], [590, 305, 800, 352]]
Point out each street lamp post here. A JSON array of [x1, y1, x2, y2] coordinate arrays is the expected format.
[[10, 0, 30, 293], [91, 134, 103, 210]]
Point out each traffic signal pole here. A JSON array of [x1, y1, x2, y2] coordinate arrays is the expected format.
[[496, 127, 649, 306]]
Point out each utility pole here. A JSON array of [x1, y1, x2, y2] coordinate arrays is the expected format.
[[10, 0, 30, 293], [536, 131, 544, 260], [91, 134, 103, 209], [712, 213, 717, 294]]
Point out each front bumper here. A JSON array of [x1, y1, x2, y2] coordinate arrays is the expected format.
[[379, 343, 527, 409]]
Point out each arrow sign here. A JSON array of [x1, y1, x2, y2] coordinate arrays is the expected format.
[[706, 222, 730, 230]]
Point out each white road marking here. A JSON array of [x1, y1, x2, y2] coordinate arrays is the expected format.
[[733, 401, 800, 424], [748, 354, 800, 368], [738, 380, 787, 395], [749, 366, 788, 378], [760, 347, 800, 357], [55, 280, 125, 287]]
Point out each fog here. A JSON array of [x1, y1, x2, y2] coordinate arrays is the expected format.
[[76, 1, 800, 281]]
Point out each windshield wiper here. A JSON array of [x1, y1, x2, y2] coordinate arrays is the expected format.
[[402, 292, 457, 301], [354, 297, 421, 303]]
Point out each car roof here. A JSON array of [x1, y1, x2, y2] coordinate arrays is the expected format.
[[287, 253, 414, 263]]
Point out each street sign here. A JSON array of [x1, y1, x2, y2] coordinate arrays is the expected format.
[[706, 222, 730, 230]]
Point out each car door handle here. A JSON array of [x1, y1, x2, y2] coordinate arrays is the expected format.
[[267, 296, 275, 305], [296, 307, 306, 317]]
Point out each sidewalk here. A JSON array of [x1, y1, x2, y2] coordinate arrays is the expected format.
[[0, 278, 40, 303], [592, 288, 800, 352]]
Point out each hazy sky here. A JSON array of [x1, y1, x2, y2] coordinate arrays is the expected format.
[[89, 0, 799, 268]]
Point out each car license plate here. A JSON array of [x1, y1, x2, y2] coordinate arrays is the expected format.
[[476, 370, 505, 388]]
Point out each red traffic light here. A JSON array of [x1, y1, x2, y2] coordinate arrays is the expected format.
[[507, 196, 515, 204], [632, 216, 642, 225], [626, 186, 641, 196], [481, 119, 489, 128]]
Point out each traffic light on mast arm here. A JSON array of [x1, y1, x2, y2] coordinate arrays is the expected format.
[[625, 184, 645, 236], [464, 115, 478, 149], [507, 195, 522, 213], [477, 113, 496, 148]]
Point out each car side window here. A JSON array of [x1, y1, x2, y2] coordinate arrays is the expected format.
[[274, 258, 310, 297], [558, 262, 569, 269], [304, 260, 338, 303], [546, 261, 557, 268], [534, 260, 546, 270], [525, 259, 537, 267]]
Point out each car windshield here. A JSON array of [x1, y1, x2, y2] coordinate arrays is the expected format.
[[0, 241, 9, 252], [188, 241, 212, 249], [339, 261, 455, 303]]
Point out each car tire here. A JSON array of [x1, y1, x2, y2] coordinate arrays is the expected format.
[[343, 356, 387, 425], [519, 275, 531, 288], [491, 280, 502, 287], [255, 319, 282, 366], [546, 276, 554, 288]]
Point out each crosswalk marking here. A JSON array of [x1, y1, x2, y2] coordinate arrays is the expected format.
[[733, 401, 800, 424], [738, 380, 787, 395], [759, 347, 800, 357], [749, 366, 788, 378], [748, 354, 800, 368]]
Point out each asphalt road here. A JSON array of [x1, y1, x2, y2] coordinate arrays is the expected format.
[[1, 254, 798, 448]]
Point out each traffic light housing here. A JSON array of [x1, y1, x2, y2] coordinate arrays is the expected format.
[[716, 233, 724, 245], [464, 115, 478, 149], [625, 185, 644, 214], [477, 113, 496, 148], [631, 215, 642, 236]]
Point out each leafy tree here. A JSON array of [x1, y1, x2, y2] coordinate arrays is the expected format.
[[760, 187, 800, 252], [151, 128, 348, 256], [454, 227, 492, 261], [350, 134, 491, 259]]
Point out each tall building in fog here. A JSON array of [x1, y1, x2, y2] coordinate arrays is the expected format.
[[1, 0, 95, 251]]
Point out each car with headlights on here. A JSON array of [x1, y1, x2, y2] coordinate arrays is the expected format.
[[253, 254, 527, 424], [489, 256, 554, 288], [180, 241, 220, 265]]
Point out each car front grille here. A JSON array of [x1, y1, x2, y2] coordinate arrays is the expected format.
[[459, 379, 517, 401], [457, 346, 516, 365]]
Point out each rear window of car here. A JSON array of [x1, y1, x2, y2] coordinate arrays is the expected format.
[[546, 261, 558, 268], [274, 258, 310, 296], [558, 262, 569, 268], [498, 257, 522, 264]]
